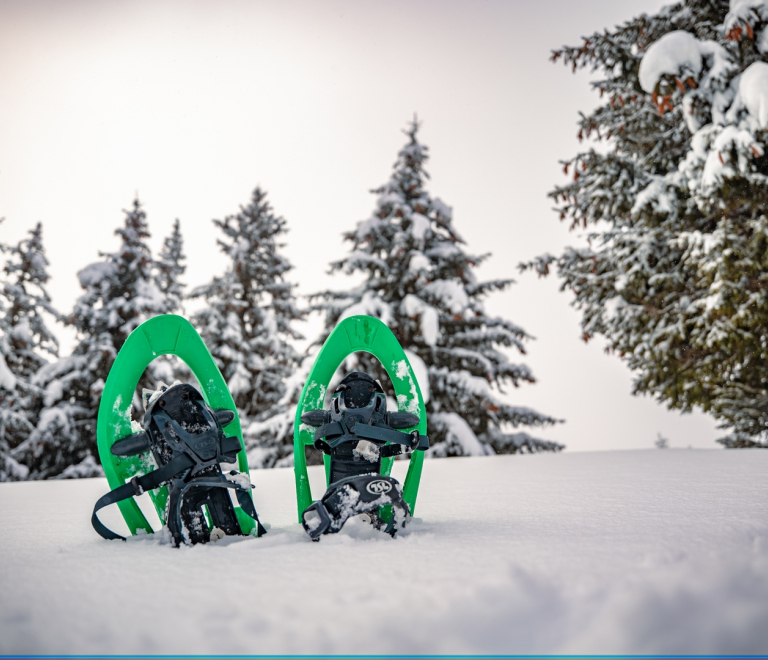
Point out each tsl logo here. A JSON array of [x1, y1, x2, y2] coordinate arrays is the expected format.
[[366, 479, 392, 495]]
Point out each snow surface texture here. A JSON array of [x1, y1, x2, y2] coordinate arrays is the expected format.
[[2, 450, 768, 655]]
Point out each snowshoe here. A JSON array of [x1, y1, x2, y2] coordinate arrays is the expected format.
[[299, 372, 427, 540], [92, 314, 265, 544], [293, 315, 429, 538]]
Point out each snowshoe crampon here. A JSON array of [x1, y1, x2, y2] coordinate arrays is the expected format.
[[92, 314, 266, 546], [294, 315, 428, 540]]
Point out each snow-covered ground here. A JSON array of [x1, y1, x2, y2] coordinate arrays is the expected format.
[[2, 449, 768, 656]]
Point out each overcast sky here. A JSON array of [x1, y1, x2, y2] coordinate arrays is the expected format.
[[0, 0, 723, 451]]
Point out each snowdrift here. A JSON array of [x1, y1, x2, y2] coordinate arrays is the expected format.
[[2, 450, 768, 655]]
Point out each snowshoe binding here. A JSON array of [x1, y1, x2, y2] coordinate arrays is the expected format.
[[92, 382, 267, 546], [299, 372, 428, 540]]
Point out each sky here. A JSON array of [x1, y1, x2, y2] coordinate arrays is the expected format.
[[0, 0, 723, 452]]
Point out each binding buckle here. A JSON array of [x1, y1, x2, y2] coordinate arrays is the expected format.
[[130, 476, 144, 496]]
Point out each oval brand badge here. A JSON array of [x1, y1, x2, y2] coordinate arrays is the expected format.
[[366, 479, 392, 495], [195, 437, 217, 451]]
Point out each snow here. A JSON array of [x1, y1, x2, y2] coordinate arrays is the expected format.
[[338, 291, 393, 326], [431, 197, 453, 220], [394, 358, 409, 380], [683, 124, 764, 189], [409, 213, 430, 242], [423, 278, 469, 315], [3, 450, 768, 655], [439, 367, 491, 398], [404, 348, 430, 404], [53, 455, 104, 480], [429, 411, 486, 456], [134, 279, 166, 314], [144, 380, 182, 409], [0, 352, 16, 390], [739, 61, 768, 129], [725, 0, 768, 31], [393, 358, 421, 415], [35, 407, 70, 434], [352, 439, 380, 462], [344, 250, 388, 273], [638, 30, 733, 94], [11, 318, 33, 345], [638, 31, 704, 92], [426, 242, 461, 259], [2, 455, 28, 480], [76, 261, 117, 288], [631, 177, 675, 216], [225, 470, 253, 490], [408, 252, 431, 273], [42, 378, 64, 407], [227, 362, 252, 397], [401, 294, 439, 346]]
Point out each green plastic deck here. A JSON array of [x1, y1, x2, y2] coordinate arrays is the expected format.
[[293, 315, 427, 522], [96, 314, 255, 537]]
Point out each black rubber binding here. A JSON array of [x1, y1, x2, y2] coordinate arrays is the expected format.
[[92, 383, 266, 546], [299, 372, 428, 540]]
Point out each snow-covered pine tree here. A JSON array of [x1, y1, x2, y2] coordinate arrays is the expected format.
[[521, 0, 768, 447], [313, 120, 562, 457], [150, 218, 188, 385], [155, 218, 186, 315], [191, 188, 304, 468], [14, 199, 168, 478], [0, 222, 60, 481]]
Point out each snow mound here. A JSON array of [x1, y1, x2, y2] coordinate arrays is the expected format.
[[638, 30, 733, 93], [639, 30, 704, 92]]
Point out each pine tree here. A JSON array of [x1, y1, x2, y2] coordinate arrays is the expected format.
[[155, 218, 186, 314], [15, 199, 169, 478], [0, 222, 60, 481], [191, 187, 305, 468], [522, 0, 768, 447], [313, 120, 562, 457], [150, 218, 188, 385]]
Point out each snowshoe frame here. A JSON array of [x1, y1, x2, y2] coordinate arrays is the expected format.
[[293, 315, 427, 522], [96, 314, 258, 537]]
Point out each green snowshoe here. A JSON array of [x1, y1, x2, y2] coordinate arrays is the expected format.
[[91, 314, 266, 545], [293, 315, 429, 539]]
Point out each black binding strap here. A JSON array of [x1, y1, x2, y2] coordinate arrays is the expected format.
[[92, 454, 193, 541], [166, 477, 268, 539], [220, 435, 242, 460], [315, 420, 428, 452], [91, 454, 265, 541], [355, 424, 427, 448], [314, 422, 343, 443]]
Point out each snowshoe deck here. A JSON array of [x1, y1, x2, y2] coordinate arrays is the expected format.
[[293, 315, 427, 522], [96, 314, 259, 538]]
